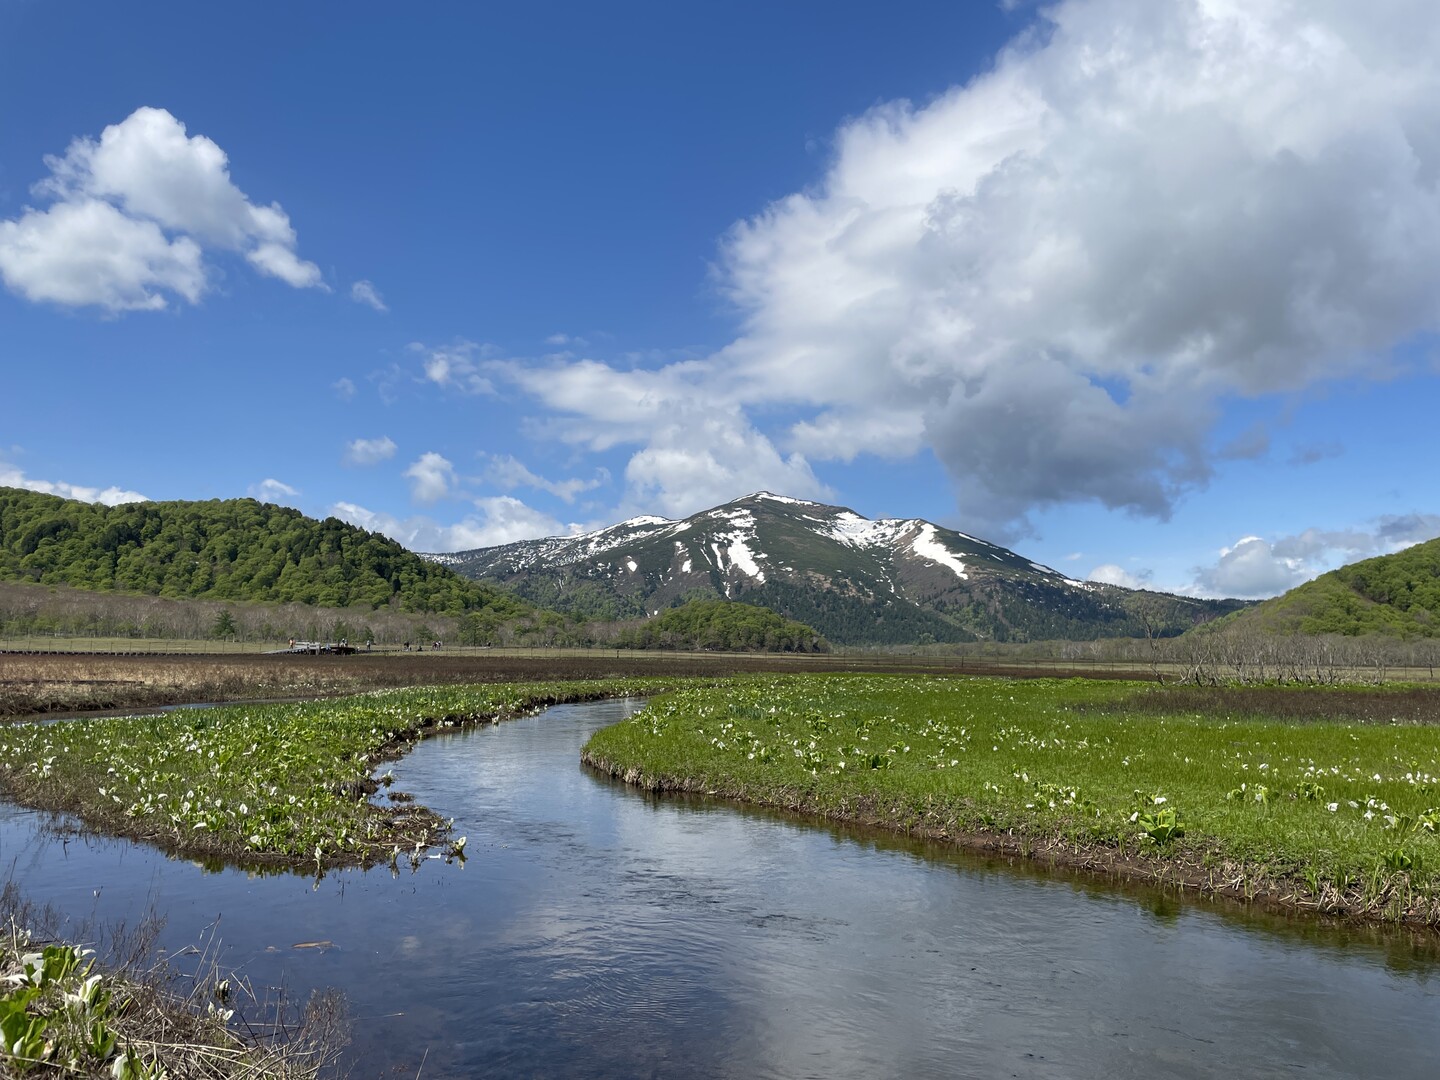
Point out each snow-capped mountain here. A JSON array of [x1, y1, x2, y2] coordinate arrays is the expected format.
[[427, 492, 1245, 645]]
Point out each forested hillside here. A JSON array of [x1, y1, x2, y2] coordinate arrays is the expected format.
[[0, 488, 528, 616], [615, 599, 828, 652], [1229, 537, 1440, 638]]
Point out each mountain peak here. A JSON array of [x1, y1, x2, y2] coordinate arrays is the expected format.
[[741, 491, 823, 507], [430, 492, 1246, 645]]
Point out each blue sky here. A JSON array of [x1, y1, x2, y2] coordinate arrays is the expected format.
[[3, 0, 1439, 599]]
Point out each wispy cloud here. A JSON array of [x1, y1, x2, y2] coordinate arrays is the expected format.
[[1287, 441, 1343, 467], [481, 453, 607, 504], [350, 279, 387, 312], [1087, 564, 1151, 590], [248, 478, 301, 505], [344, 436, 397, 466], [411, 341, 496, 396], [332, 496, 577, 553]]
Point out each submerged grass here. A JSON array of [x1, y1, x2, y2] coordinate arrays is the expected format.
[[0, 678, 670, 870], [0, 922, 343, 1079], [583, 674, 1440, 925], [1, 883, 346, 1079]]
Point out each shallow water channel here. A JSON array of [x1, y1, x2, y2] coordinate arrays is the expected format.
[[4, 698, 1440, 1078]]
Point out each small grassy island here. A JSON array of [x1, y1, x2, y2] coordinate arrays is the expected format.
[[0, 679, 670, 870], [583, 675, 1440, 925]]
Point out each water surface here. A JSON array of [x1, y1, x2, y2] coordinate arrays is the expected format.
[[3, 698, 1438, 1078]]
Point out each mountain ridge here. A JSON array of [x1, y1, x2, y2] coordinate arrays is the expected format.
[[429, 491, 1247, 645]]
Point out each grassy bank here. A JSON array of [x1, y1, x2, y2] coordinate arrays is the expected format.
[[582, 675, 1440, 925], [0, 679, 672, 870]]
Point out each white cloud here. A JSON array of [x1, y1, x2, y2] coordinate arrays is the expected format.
[[344, 436, 397, 466], [0, 461, 147, 505], [0, 107, 323, 311], [496, 0, 1440, 535], [351, 279, 387, 312], [248, 478, 300, 505], [331, 496, 576, 553], [481, 454, 606, 504], [1193, 536, 1309, 598], [0, 199, 205, 311], [413, 341, 495, 395], [332, 377, 357, 401], [621, 410, 830, 518], [404, 452, 457, 504], [1087, 564, 1151, 590], [1193, 513, 1440, 598], [491, 358, 829, 516]]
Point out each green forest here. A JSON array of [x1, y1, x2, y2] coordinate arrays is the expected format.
[[0, 488, 528, 617], [614, 599, 828, 652], [1220, 537, 1440, 639]]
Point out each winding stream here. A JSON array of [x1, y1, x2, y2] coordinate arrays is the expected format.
[[4, 698, 1439, 1078]]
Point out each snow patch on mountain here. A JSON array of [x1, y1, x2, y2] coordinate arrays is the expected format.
[[910, 524, 968, 580], [828, 510, 913, 549], [750, 491, 816, 507], [698, 506, 767, 586], [726, 535, 765, 582]]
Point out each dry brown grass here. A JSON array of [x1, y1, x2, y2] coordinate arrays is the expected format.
[[1087, 683, 1440, 725], [0, 650, 1151, 719]]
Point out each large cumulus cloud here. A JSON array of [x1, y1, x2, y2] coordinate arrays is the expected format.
[[499, 0, 1440, 534]]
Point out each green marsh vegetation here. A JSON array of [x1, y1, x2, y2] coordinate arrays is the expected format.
[[0, 679, 670, 869], [583, 674, 1440, 924]]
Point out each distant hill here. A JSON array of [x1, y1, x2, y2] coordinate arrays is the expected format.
[[1220, 537, 1440, 638], [428, 492, 1246, 646], [0, 487, 528, 617]]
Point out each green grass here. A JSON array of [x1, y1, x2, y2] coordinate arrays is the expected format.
[[583, 674, 1440, 922], [0, 678, 671, 869]]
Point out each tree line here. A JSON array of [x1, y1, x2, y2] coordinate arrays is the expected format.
[[613, 600, 828, 653]]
